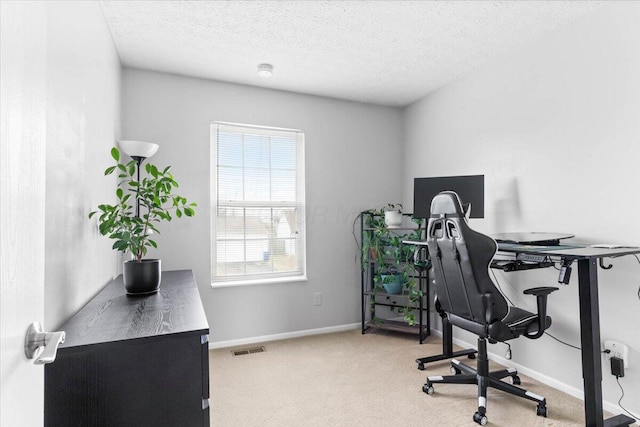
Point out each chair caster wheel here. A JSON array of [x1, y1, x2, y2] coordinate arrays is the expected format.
[[468, 353, 476, 360], [511, 375, 521, 385], [417, 362, 425, 371], [536, 404, 548, 417], [450, 366, 461, 375], [423, 384, 434, 395], [473, 412, 488, 425]]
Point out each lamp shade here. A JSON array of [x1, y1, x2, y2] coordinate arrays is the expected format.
[[118, 140, 159, 159]]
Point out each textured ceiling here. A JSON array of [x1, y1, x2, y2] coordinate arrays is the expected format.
[[100, 1, 603, 107]]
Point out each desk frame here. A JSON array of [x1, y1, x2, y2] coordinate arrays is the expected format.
[[497, 245, 639, 427]]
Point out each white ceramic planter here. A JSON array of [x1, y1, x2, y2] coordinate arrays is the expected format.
[[384, 211, 403, 228]]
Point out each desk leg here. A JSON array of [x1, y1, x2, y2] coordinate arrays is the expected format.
[[577, 259, 634, 427], [578, 258, 604, 427]]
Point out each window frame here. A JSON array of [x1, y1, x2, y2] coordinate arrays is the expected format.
[[210, 122, 306, 287]]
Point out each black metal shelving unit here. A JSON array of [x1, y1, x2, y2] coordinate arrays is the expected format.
[[360, 211, 430, 343]]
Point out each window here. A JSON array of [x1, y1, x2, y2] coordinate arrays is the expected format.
[[211, 122, 306, 285]]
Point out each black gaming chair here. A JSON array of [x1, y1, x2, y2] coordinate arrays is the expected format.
[[422, 191, 558, 425]]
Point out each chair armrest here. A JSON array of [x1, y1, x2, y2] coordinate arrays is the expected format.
[[523, 286, 558, 297], [522, 287, 558, 339]]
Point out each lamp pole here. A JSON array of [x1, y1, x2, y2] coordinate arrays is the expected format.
[[131, 155, 145, 218], [117, 140, 158, 219]]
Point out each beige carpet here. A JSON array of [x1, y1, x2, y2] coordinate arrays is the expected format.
[[209, 329, 614, 426]]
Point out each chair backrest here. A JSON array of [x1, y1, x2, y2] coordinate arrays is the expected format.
[[426, 191, 508, 326]]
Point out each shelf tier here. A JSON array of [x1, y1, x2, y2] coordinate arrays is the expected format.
[[363, 290, 426, 305], [362, 227, 419, 232], [361, 210, 430, 344], [364, 290, 417, 296], [363, 319, 429, 336]]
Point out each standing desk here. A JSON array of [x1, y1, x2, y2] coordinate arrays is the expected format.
[[496, 241, 640, 427]]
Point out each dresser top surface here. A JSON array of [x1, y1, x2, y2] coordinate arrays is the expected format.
[[59, 269, 209, 349]]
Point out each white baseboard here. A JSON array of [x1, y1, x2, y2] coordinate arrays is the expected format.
[[435, 329, 636, 421], [208, 323, 360, 350]]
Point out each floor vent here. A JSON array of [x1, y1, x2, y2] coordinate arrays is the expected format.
[[232, 346, 266, 356]]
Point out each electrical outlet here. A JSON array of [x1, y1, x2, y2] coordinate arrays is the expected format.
[[604, 340, 629, 369], [313, 292, 322, 306]]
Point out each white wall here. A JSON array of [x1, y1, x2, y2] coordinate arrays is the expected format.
[[44, 1, 121, 329], [122, 69, 403, 343], [403, 2, 640, 417]]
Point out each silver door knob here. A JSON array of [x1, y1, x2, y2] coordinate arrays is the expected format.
[[24, 322, 65, 365]]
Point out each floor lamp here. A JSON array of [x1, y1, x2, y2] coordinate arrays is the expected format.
[[118, 140, 159, 218]]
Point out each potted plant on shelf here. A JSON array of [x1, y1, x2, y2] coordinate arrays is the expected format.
[[382, 229, 424, 325], [380, 265, 403, 295], [383, 203, 403, 228], [89, 145, 196, 295], [361, 208, 424, 325]]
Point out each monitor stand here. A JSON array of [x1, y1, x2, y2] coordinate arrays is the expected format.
[[492, 232, 574, 246]]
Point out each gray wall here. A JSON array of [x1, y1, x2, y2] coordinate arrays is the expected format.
[[403, 2, 640, 416], [35, 0, 639, 417], [43, 2, 121, 329], [122, 69, 404, 343]]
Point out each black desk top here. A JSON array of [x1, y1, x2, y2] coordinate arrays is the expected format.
[[59, 269, 209, 349], [404, 238, 640, 260], [490, 232, 640, 258], [497, 243, 640, 260], [404, 232, 575, 247]]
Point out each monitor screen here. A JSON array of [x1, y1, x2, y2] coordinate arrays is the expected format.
[[413, 175, 485, 218]]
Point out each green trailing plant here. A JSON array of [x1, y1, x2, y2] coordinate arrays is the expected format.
[[89, 147, 197, 262], [361, 208, 386, 268], [361, 209, 425, 325]]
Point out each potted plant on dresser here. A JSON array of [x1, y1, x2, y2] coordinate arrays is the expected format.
[[89, 142, 197, 295]]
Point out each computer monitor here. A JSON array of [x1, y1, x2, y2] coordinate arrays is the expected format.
[[413, 175, 485, 219]]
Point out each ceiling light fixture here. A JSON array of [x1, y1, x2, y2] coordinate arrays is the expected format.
[[257, 63, 273, 78]]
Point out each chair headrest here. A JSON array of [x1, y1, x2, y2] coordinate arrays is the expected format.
[[430, 191, 465, 217]]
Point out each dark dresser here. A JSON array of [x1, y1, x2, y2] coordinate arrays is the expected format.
[[45, 270, 210, 426]]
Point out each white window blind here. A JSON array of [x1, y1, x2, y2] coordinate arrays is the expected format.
[[211, 122, 306, 285]]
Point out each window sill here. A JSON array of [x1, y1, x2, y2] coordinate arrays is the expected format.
[[211, 275, 308, 288]]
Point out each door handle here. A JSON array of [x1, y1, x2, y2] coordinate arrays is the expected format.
[[24, 322, 65, 365]]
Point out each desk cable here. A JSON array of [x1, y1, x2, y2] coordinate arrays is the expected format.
[[615, 376, 639, 422], [493, 267, 640, 422], [491, 269, 581, 351], [595, 254, 640, 302], [634, 254, 640, 301], [613, 254, 640, 422]]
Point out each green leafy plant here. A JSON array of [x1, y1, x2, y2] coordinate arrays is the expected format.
[[361, 209, 425, 325], [89, 147, 197, 262], [361, 208, 386, 268], [385, 203, 403, 212]]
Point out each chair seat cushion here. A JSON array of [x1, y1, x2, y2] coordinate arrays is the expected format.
[[449, 306, 552, 342], [504, 307, 537, 329], [487, 307, 552, 342]]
